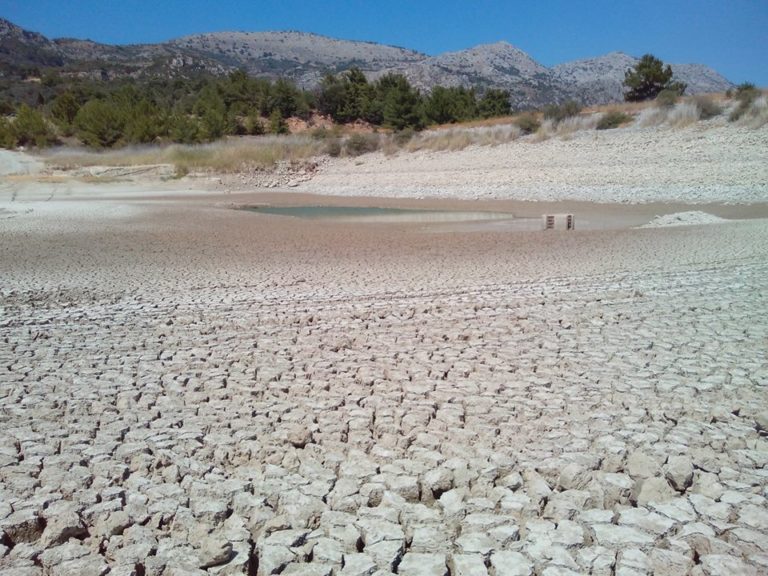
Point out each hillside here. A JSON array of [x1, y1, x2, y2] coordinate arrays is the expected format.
[[553, 52, 733, 104], [0, 17, 733, 107]]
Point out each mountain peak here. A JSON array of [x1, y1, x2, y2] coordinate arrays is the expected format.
[[0, 18, 732, 107]]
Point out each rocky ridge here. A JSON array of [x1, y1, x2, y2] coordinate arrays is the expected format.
[[0, 18, 733, 107]]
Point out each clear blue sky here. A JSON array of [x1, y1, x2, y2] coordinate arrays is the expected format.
[[2, 0, 766, 85]]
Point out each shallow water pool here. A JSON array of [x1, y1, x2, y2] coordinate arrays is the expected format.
[[246, 205, 517, 224]]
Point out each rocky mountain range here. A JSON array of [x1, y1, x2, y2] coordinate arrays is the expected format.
[[0, 17, 733, 107]]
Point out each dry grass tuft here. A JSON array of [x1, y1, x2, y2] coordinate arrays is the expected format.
[[732, 95, 768, 128], [665, 101, 702, 127], [44, 136, 325, 173], [403, 124, 522, 152]]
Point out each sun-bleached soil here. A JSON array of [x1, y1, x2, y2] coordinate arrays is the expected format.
[[296, 123, 768, 204], [1, 125, 767, 576]]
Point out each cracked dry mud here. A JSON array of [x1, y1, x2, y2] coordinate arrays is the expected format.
[[1, 195, 767, 576]]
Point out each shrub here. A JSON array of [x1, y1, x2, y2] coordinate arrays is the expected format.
[[729, 83, 761, 121], [310, 127, 331, 140], [666, 102, 700, 127], [246, 114, 265, 136], [0, 117, 15, 148], [597, 110, 632, 130], [168, 115, 202, 144], [344, 133, 380, 156], [478, 89, 511, 119], [543, 100, 582, 124], [693, 95, 722, 120], [74, 100, 125, 147], [736, 82, 757, 96], [655, 89, 680, 108], [13, 105, 56, 147], [514, 112, 540, 135], [392, 127, 415, 146], [269, 109, 288, 134], [729, 94, 767, 127], [50, 92, 80, 128], [324, 138, 342, 157]]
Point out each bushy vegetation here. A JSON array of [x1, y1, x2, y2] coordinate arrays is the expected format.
[[3, 58, 753, 156], [514, 112, 541, 134], [315, 67, 510, 130], [597, 110, 631, 130], [624, 54, 686, 102], [543, 100, 582, 124], [49, 136, 326, 174], [344, 133, 380, 156], [693, 95, 722, 120], [0, 104, 57, 147], [0, 71, 312, 149], [729, 82, 761, 121], [654, 89, 680, 108], [0, 66, 515, 150]]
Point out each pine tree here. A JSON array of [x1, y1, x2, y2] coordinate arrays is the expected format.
[[624, 54, 686, 102]]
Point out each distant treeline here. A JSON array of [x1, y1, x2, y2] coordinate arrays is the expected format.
[[0, 67, 512, 149]]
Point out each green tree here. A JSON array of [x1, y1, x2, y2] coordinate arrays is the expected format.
[[74, 100, 125, 147], [315, 68, 376, 124], [194, 86, 232, 140], [624, 54, 686, 102], [424, 86, 478, 125], [478, 89, 511, 118], [124, 99, 165, 144], [269, 78, 310, 120], [315, 74, 348, 121], [50, 91, 81, 128], [269, 109, 288, 134], [375, 73, 424, 130], [0, 117, 16, 148], [13, 104, 56, 147], [168, 114, 202, 144]]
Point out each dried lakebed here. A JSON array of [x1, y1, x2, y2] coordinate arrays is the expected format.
[[0, 197, 767, 576]]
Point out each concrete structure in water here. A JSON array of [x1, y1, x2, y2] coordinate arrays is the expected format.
[[543, 213, 575, 230]]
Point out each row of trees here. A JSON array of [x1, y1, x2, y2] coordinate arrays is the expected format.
[[1, 72, 314, 148], [315, 68, 511, 128], [0, 68, 512, 149]]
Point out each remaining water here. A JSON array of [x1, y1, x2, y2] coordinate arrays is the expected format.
[[247, 205, 517, 224]]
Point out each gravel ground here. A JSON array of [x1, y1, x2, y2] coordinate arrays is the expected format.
[[301, 123, 768, 204]]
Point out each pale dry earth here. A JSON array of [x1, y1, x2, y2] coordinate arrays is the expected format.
[[299, 123, 768, 204], [1, 133, 768, 576]]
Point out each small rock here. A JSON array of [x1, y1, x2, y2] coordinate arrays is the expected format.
[[626, 451, 662, 480], [558, 463, 592, 491], [339, 552, 377, 576], [633, 477, 677, 506], [40, 510, 87, 547], [398, 553, 447, 576], [698, 554, 758, 575], [450, 554, 488, 576], [648, 548, 693, 576], [490, 551, 534, 576], [754, 412, 768, 434], [287, 426, 312, 448], [664, 456, 694, 492], [1, 509, 44, 544], [199, 538, 233, 569], [257, 544, 295, 576]]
